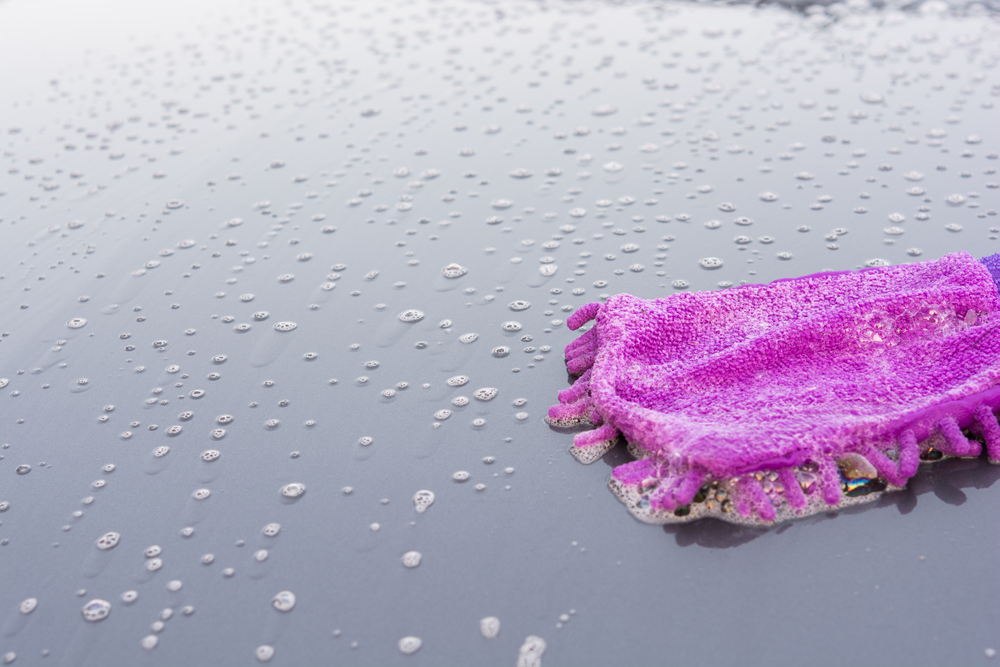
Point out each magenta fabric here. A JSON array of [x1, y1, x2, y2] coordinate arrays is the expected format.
[[550, 252, 1000, 521]]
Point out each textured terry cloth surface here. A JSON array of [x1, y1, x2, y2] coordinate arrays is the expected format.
[[981, 252, 1000, 294], [551, 252, 1000, 517]]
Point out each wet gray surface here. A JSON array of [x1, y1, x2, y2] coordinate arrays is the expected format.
[[0, 0, 998, 664]]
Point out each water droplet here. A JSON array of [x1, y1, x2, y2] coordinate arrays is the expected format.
[[413, 490, 435, 513], [81, 599, 111, 622], [271, 591, 296, 612], [398, 637, 422, 655], [480, 616, 501, 639], [517, 636, 547, 667], [442, 263, 467, 278], [398, 309, 425, 323], [280, 483, 306, 498], [474, 387, 498, 401]]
